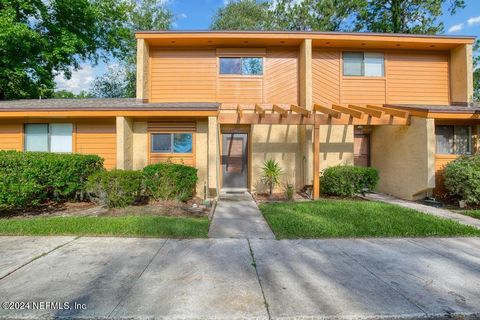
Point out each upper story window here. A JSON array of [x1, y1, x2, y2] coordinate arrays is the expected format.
[[151, 133, 193, 154], [435, 125, 472, 155], [343, 52, 384, 77], [24, 123, 73, 153], [219, 57, 263, 75]]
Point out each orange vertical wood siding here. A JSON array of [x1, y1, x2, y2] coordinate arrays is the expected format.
[[312, 48, 449, 106], [386, 51, 450, 105], [216, 77, 263, 103], [150, 49, 217, 102], [0, 122, 22, 151], [264, 48, 299, 104], [76, 121, 117, 169], [312, 49, 340, 106]]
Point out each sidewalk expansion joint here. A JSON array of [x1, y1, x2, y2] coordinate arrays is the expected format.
[[247, 238, 272, 320], [0, 236, 81, 282]]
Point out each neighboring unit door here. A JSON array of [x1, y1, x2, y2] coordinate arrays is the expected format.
[[222, 133, 248, 189], [354, 134, 370, 167]]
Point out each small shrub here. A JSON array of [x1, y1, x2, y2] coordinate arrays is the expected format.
[[284, 182, 294, 201], [86, 170, 145, 208], [320, 165, 379, 197], [143, 162, 198, 202], [261, 159, 283, 197], [0, 151, 103, 211], [444, 155, 480, 205]]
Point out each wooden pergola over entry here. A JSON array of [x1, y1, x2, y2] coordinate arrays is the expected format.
[[218, 103, 410, 200]]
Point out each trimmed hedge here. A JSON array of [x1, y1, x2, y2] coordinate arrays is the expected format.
[[444, 155, 480, 205], [320, 165, 379, 197], [0, 151, 103, 210], [143, 162, 198, 202], [86, 163, 198, 208], [86, 170, 145, 208]]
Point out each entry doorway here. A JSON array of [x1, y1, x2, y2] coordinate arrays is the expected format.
[[354, 133, 370, 167], [221, 132, 248, 190]]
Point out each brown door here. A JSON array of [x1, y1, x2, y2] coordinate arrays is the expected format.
[[354, 134, 370, 167]]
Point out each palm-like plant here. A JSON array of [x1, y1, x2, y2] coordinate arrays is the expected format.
[[261, 159, 282, 198]]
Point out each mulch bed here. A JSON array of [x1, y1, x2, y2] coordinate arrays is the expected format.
[[1, 198, 210, 219]]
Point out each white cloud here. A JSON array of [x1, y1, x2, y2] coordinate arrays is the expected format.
[[448, 23, 463, 33], [467, 16, 480, 26], [54, 64, 96, 94], [179, 13, 187, 18]]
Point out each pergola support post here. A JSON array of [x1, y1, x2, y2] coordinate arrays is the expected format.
[[313, 124, 320, 200]]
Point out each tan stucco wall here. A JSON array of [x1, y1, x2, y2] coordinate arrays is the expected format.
[[319, 125, 354, 172], [132, 121, 148, 170], [251, 124, 303, 193], [207, 116, 219, 197], [136, 39, 150, 101], [196, 121, 208, 199], [116, 116, 133, 170], [450, 44, 474, 104], [371, 117, 436, 200], [299, 39, 313, 186]]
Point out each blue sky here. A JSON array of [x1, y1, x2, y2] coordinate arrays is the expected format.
[[55, 0, 480, 94]]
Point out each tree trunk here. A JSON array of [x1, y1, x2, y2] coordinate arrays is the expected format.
[[391, 0, 402, 33]]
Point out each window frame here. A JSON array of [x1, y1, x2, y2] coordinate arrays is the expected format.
[[218, 57, 264, 77], [435, 125, 473, 155], [342, 51, 385, 77], [24, 123, 73, 153], [150, 132, 194, 154]]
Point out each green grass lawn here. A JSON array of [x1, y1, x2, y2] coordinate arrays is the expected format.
[[0, 215, 209, 238], [259, 199, 480, 239], [457, 210, 480, 220]]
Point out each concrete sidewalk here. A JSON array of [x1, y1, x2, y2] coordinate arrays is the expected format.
[[1, 236, 480, 319], [208, 193, 275, 239], [365, 193, 480, 229]]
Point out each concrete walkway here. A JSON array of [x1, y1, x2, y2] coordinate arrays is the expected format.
[[208, 193, 275, 239], [365, 192, 480, 229], [1, 236, 480, 319]]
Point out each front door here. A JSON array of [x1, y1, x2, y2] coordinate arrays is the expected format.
[[222, 133, 248, 189], [354, 134, 370, 167]]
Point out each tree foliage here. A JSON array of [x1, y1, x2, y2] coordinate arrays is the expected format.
[[211, 0, 465, 34], [271, 0, 361, 31], [210, 0, 271, 31], [474, 40, 479, 102], [53, 90, 93, 99], [89, 0, 173, 98], [354, 0, 465, 34], [89, 65, 135, 98], [0, 0, 132, 100]]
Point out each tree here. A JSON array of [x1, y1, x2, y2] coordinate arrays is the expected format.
[[53, 90, 93, 99], [89, 0, 173, 98], [0, 0, 132, 100], [474, 40, 479, 102], [89, 65, 135, 98], [210, 0, 363, 32], [271, 0, 362, 31], [210, 0, 272, 31], [354, 0, 465, 34]]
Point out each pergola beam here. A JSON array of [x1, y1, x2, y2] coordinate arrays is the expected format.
[[348, 104, 382, 118], [290, 104, 310, 116], [367, 104, 409, 118], [313, 104, 342, 119], [273, 104, 288, 117], [332, 104, 363, 119], [237, 104, 243, 119], [255, 104, 265, 116]]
